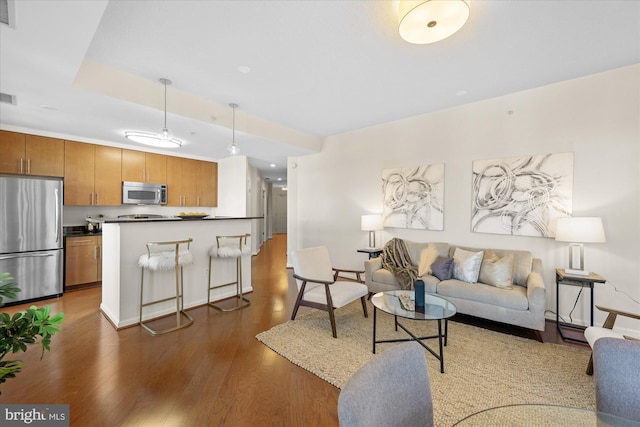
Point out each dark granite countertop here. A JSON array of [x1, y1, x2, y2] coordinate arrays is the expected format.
[[87, 216, 262, 224], [64, 225, 102, 237]]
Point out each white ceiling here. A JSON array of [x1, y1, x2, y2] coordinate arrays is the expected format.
[[1, 1, 639, 186]]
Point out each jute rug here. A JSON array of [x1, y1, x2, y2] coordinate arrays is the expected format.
[[256, 301, 595, 426]]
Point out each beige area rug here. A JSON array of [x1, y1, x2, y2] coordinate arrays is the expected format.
[[256, 301, 595, 426]]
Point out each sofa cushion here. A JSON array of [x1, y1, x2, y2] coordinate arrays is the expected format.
[[437, 279, 529, 311], [431, 256, 454, 281], [452, 248, 484, 283], [479, 250, 514, 289], [451, 246, 533, 287]]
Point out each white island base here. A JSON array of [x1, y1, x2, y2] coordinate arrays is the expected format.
[[100, 218, 253, 329]]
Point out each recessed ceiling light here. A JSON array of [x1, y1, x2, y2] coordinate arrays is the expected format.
[[270, 163, 276, 168], [238, 65, 251, 74], [455, 90, 467, 97], [277, 178, 282, 181], [40, 104, 58, 110]]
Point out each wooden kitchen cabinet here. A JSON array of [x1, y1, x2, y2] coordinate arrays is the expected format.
[[0, 130, 64, 176], [64, 141, 121, 206], [197, 160, 218, 207], [65, 235, 101, 290], [122, 149, 166, 184], [166, 156, 217, 207]]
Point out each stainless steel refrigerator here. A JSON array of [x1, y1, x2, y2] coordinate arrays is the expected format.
[[0, 175, 63, 305]]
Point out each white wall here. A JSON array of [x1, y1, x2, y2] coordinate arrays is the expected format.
[[217, 155, 248, 217], [289, 64, 640, 334]]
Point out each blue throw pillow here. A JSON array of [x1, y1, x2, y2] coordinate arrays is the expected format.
[[431, 256, 454, 281]]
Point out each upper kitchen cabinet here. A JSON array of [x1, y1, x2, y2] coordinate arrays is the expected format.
[[122, 150, 166, 184], [65, 141, 122, 206], [166, 156, 217, 207], [0, 131, 64, 176], [197, 160, 218, 207]]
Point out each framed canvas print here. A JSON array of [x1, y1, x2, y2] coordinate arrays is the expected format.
[[382, 163, 444, 230], [471, 152, 573, 237]]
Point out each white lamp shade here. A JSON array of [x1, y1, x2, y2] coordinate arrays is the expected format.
[[361, 214, 383, 231], [398, 0, 470, 45], [555, 217, 606, 243]]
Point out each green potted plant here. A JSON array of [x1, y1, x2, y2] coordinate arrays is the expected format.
[[0, 272, 64, 391]]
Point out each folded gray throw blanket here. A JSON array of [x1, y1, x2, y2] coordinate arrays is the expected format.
[[381, 238, 417, 290]]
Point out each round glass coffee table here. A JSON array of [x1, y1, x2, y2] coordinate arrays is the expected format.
[[452, 403, 640, 426], [371, 290, 457, 373]]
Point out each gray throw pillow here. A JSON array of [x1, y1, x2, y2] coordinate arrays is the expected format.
[[431, 256, 454, 281]]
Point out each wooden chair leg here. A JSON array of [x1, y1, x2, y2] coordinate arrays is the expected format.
[[361, 296, 368, 318], [324, 283, 337, 338], [328, 304, 337, 338], [586, 353, 594, 375], [290, 282, 307, 321]]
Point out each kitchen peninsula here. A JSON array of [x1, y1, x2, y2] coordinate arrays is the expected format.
[[98, 216, 258, 329]]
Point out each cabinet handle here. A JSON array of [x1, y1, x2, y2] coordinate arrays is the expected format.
[[19, 158, 24, 174], [197, 196, 200, 207], [27, 158, 31, 174], [90, 193, 93, 205], [96, 193, 99, 205], [96, 245, 101, 259], [72, 239, 93, 243]]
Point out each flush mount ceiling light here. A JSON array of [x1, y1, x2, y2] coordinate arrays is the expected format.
[[398, 0, 470, 44], [125, 78, 182, 148], [227, 103, 240, 155]]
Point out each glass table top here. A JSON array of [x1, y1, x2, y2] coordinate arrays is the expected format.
[[371, 290, 457, 321], [453, 404, 640, 426]]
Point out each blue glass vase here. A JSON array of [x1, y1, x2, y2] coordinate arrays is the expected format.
[[415, 279, 425, 310]]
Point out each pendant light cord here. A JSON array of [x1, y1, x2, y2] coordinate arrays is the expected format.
[[163, 79, 168, 129]]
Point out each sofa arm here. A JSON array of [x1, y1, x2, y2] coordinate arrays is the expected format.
[[526, 259, 546, 314], [364, 257, 382, 285]]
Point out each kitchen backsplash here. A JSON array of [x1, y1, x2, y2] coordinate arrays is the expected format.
[[63, 205, 217, 226]]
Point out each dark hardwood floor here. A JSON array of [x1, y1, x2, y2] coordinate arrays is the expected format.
[[0, 234, 588, 426]]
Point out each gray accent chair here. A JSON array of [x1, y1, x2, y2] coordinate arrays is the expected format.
[[338, 342, 434, 427], [593, 337, 640, 422]]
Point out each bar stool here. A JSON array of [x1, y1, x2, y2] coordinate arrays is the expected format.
[[138, 238, 194, 335], [208, 234, 251, 311]]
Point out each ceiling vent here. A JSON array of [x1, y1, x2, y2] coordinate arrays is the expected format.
[[0, 92, 16, 105], [0, 0, 15, 28]]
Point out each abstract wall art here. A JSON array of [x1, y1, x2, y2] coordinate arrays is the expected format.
[[382, 163, 444, 230], [471, 152, 573, 237]]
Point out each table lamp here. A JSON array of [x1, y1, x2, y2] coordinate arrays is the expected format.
[[361, 214, 383, 249], [555, 217, 606, 276]]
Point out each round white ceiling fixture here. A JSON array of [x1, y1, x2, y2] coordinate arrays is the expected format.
[[398, 0, 470, 45]]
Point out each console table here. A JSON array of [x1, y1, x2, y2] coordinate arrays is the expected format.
[[357, 248, 382, 259], [555, 269, 606, 344]]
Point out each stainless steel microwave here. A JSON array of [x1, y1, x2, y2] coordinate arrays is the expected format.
[[122, 181, 167, 205]]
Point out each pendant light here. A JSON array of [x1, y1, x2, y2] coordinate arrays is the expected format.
[[125, 78, 183, 148], [398, 0, 470, 45], [227, 103, 240, 155]]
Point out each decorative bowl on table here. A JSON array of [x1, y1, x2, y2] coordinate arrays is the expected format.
[[176, 212, 208, 219]]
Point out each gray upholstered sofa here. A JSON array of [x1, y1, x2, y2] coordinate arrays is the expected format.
[[364, 241, 546, 331]]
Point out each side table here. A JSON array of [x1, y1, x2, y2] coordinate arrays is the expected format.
[[555, 269, 606, 344], [357, 248, 382, 259]]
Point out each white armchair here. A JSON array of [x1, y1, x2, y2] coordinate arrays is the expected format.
[[291, 246, 368, 338], [584, 305, 640, 375]]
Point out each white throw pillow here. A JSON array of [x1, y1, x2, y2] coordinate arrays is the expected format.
[[418, 244, 439, 276], [479, 250, 514, 289], [452, 248, 484, 283]]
